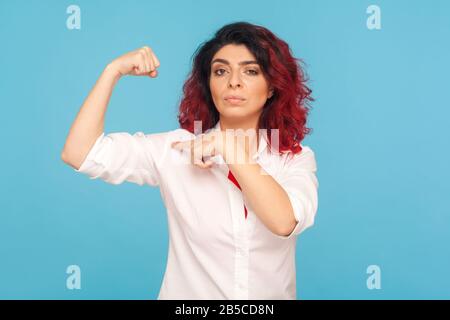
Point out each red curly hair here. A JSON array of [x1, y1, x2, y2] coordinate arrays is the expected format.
[[178, 21, 314, 155]]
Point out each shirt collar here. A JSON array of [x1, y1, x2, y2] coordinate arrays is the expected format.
[[212, 121, 268, 160]]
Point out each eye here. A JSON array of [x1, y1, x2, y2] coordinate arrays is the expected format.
[[213, 68, 227, 76], [246, 69, 259, 75], [212, 68, 259, 76]]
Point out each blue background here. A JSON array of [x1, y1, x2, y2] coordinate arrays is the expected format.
[[1, 0, 449, 299]]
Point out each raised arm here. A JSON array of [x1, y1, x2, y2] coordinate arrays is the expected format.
[[61, 46, 160, 170]]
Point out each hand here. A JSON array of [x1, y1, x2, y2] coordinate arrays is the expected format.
[[171, 131, 222, 169], [171, 129, 259, 169], [108, 46, 160, 78]]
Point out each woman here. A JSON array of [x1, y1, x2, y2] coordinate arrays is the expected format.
[[61, 21, 319, 300]]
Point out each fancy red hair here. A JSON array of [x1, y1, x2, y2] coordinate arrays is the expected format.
[[178, 21, 314, 155]]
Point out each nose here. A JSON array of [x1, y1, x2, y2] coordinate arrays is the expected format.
[[228, 72, 242, 88]]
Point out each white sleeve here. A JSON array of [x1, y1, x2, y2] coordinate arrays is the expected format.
[[74, 131, 165, 186], [273, 146, 319, 239]]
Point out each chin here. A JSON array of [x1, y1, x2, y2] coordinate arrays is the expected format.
[[220, 108, 249, 117]]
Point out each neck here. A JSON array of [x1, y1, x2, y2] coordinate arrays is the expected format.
[[219, 114, 262, 132], [218, 115, 261, 150]]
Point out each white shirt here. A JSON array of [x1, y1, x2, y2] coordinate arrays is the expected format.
[[75, 121, 319, 300]]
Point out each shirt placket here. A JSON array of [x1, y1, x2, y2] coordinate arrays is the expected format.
[[212, 151, 262, 300], [226, 170, 250, 300]]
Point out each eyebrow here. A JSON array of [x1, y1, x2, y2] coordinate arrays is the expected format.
[[211, 58, 259, 66]]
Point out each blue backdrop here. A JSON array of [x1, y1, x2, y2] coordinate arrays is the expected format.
[[1, 0, 449, 299]]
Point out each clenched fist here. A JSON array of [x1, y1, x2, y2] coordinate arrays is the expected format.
[[108, 46, 161, 78]]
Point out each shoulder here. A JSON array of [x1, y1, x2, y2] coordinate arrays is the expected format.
[[281, 144, 317, 172], [151, 128, 196, 146], [95, 128, 195, 159], [109, 128, 195, 146]]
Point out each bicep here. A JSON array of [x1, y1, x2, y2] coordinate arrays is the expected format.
[[75, 131, 160, 186]]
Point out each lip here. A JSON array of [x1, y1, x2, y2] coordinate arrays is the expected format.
[[224, 95, 246, 105], [225, 98, 246, 105], [224, 95, 246, 100]]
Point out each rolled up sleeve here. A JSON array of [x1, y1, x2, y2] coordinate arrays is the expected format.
[[74, 131, 162, 186], [274, 146, 319, 239]]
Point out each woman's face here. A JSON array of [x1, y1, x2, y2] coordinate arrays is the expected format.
[[209, 44, 273, 122]]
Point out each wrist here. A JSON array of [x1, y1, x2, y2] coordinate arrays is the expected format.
[[219, 132, 251, 165], [104, 62, 122, 82]]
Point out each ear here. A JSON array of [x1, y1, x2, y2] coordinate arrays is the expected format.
[[268, 87, 274, 99]]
